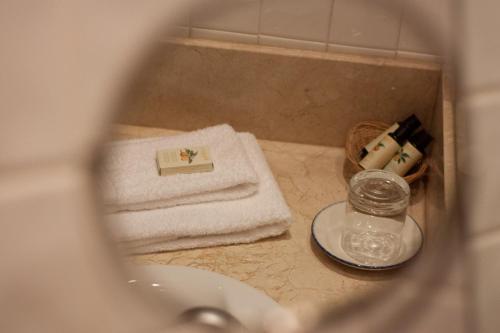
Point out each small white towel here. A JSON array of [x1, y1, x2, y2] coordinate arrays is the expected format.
[[102, 124, 259, 212], [107, 133, 292, 253]]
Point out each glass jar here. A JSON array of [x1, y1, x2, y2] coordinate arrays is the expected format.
[[341, 169, 410, 266]]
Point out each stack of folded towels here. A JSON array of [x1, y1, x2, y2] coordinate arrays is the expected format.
[[102, 124, 292, 253]]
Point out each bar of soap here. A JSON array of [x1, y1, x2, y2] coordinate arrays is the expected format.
[[156, 146, 214, 176]]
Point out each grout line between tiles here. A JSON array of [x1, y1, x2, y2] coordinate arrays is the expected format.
[[257, 0, 263, 44], [190, 26, 255, 36], [462, 84, 500, 101], [187, 6, 192, 38], [328, 43, 397, 58], [324, 0, 336, 52], [190, 27, 259, 44], [470, 226, 500, 250], [259, 35, 327, 51], [395, 0, 406, 56]]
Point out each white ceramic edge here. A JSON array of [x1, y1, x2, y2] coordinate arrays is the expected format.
[[130, 264, 284, 331]]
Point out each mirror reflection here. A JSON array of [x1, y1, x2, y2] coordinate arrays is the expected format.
[[99, 0, 454, 331]]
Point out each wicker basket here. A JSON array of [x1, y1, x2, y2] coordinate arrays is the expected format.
[[345, 121, 428, 184]]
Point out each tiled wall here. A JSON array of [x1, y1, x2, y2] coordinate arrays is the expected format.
[[460, 1, 500, 332], [169, 0, 451, 61]]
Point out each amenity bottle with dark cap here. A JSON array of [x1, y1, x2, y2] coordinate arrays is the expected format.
[[384, 130, 433, 176], [359, 114, 421, 158], [359, 123, 417, 170]]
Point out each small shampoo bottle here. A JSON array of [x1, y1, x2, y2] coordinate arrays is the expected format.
[[384, 130, 433, 176], [359, 114, 421, 158], [359, 122, 418, 170]]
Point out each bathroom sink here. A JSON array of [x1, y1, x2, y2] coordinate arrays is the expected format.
[[127, 264, 290, 332]]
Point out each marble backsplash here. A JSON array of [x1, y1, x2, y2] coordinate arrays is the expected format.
[[117, 38, 441, 147]]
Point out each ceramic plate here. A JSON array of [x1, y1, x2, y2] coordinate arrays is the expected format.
[[311, 201, 423, 270], [128, 264, 285, 332]]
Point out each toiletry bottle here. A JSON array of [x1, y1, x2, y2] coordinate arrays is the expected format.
[[359, 114, 421, 158], [359, 124, 415, 170], [359, 123, 398, 159], [384, 130, 433, 176], [359, 114, 420, 158]]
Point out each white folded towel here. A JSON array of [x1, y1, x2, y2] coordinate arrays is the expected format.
[[102, 124, 258, 212], [107, 133, 292, 253]]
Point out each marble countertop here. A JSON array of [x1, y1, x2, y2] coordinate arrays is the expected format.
[[110, 124, 426, 315]]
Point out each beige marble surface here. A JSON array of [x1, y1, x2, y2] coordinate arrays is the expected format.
[[107, 124, 426, 313], [117, 38, 441, 147]]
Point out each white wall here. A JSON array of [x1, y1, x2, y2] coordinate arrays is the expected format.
[[461, 0, 500, 331], [169, 0, 451, 62]]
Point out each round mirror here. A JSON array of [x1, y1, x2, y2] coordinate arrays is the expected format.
[[0, 0, 465, 332], [98, 1, 459, 332]]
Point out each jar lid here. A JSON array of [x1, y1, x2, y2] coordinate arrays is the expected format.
[[348, 170, 410, 216]]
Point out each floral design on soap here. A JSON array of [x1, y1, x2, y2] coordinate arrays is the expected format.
[[180, 148, 198, 164]]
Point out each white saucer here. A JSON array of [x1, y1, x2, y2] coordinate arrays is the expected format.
[[128, 265, 285, 332], [311, 201, 423, 270]]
